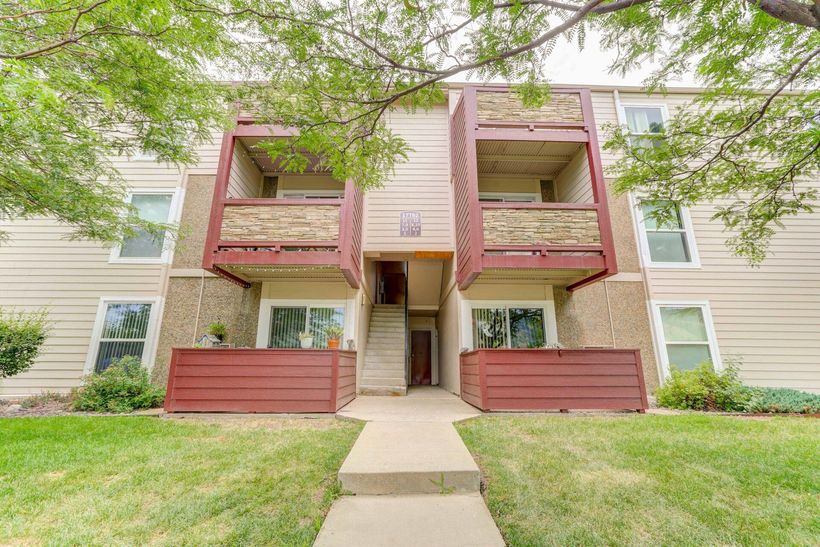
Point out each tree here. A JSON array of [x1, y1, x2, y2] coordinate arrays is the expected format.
[[2, 1, 818, 262], [0, 1, 237, 244]]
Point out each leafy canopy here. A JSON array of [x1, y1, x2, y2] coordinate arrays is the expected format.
[[1, 0, 818, 261]]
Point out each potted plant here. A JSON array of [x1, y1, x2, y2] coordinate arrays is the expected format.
[[324, 325, 344, 349], [299, 331, 314, 349], [207, 321, 227, 342]]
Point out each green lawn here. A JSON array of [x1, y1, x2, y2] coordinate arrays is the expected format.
[[0, 416, 362, 546], [457, 415, 820, 546]]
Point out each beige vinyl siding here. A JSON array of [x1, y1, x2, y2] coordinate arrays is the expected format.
[[227, 142, 262, 199], [555, 148, 593, 203], [646, 207, 820, 392], [364, 105, 454, 251], [0, 152, 194, 397]]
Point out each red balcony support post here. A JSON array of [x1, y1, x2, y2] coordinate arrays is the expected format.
[[570, 88, 618, 292], [339, 179, 363, 289], [202, 131, 235, 271]]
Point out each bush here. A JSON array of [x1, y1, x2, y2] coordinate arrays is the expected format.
[[655, 363, 751, 412], [744, 387, 820, 414], [0, 310, 48, 378], [72, 356, 165, 413]]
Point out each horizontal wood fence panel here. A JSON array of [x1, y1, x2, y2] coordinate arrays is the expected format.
[[460, 349, 647, 411], [165, 348, 356, 413]]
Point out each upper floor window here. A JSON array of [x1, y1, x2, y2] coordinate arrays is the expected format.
[[653, 303, 720, 376], [478, 192, 538, 203], [637, 200, 699, 267], [111, 190, 178, 263], [623, 105, 666, 148]]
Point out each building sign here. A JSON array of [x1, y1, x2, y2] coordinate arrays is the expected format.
[[400, 211, 422, 237]]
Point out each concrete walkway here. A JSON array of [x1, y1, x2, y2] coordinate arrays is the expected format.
[[315, 387, 504, 546]]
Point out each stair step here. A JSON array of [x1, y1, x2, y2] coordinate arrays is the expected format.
[[357, 385, 407, 397], [338, 422, 481, 495], [361, 369, 406, 378]]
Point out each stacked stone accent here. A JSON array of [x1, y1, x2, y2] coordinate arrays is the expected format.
[[476, 91, 583, 123], [483, 208, 600, 246], [220, 205, 340, 241]]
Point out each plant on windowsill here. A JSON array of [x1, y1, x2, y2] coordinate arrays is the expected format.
[[299, 331, 314, 349], [324, 325, 344, 349], [206, 321, 226, 342]]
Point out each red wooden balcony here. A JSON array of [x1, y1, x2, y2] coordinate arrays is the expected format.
[[450, 86, 618, 290], [203, 123, 363, 288], [164, 348, 356, 413], [460, 348, 648, 412]]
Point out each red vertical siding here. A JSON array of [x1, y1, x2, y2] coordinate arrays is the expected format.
[[340, 180, 364, 288], [450, 91, 482, 288], [460, 349, 648, 411], [164, 348, 357, 413]]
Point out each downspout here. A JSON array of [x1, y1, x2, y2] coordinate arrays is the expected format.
[[613, 89, 665, 384]]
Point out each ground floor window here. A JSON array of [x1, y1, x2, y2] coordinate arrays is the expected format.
[[90, 300, 157, 373], [267, 305, 345, 348], [653, 302, 720, 374], [470, 303, 554, 349]]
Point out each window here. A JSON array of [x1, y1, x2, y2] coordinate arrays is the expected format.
[[111, 190, 178, 263], [471, 305, 549, 349], [478, 192, 539, 203], [653, 303, 721, 376], [88, 300, 157, 373], [267, 305, 345, 348], [623, 105, 666, 148], [637, 200, 698, 266], [280, 190, 344, 199]]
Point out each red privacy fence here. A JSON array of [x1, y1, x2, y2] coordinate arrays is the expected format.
[[165, 348, 356, 413], [460, 348, 648, 412]]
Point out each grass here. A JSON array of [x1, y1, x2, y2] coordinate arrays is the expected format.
[[0, 416, 363, 546], [456, 415, 820, 546]]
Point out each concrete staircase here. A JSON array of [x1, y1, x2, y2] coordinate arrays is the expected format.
[[360, 304, 407, 396]]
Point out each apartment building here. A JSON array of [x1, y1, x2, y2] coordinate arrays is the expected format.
[[1, 84, 817, 408]]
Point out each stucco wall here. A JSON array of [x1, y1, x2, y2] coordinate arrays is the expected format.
[[153, 277, 261, 384]]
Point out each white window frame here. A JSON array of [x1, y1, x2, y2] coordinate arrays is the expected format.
[[256, 299, 355, 349], [84, 296, 163, 375], [651, 300, 722, 379], [109, 188, 182, 265], [633, 196, 701, 268], [478, 192, 540, 203], [618, 103, 670, 141], [461, 300, 558, 351], [278, 189, 344, 199]]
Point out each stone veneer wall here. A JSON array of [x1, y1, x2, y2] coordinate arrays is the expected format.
[[476, 92, 583, 123], [482, 208, 600, 246], [220, 205, 340, 242]]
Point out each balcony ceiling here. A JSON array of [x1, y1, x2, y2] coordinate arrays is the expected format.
[[476, 140, 583, 176], [238, 136, 331, 174]]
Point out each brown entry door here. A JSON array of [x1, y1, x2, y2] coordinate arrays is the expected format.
[[410, 330, 432, 385]]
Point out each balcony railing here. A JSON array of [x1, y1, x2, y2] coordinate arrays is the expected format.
[[202, 124, 363, 289], [450, 86, 617, 290]]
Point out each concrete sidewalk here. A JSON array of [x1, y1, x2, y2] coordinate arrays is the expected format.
[[316, 387, 504, 546]]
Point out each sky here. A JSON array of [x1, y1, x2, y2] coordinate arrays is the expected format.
[[464, 29, 701, 88]]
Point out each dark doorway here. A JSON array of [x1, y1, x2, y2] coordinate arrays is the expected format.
[[376, 261, 406, 305], [410, 330, 432, 385]]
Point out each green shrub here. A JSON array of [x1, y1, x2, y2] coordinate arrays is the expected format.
[[72, 356, 165, 413], [0, 310, 48, 378], [655, 363, 751, 411], [744, 387, 820, 414]]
